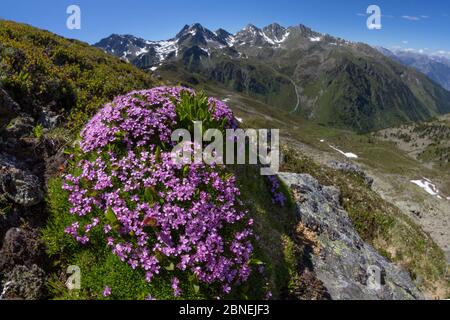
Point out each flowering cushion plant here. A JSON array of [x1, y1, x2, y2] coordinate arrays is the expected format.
[[62, 86, 253, 297]]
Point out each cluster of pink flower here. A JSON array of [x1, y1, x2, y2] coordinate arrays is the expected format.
[[63, 87, 253, 297], [267, 176, 287, 207]]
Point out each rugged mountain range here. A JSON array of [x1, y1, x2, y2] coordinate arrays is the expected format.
[[376, 47, 450, 91], [95, 23, 450, 132]]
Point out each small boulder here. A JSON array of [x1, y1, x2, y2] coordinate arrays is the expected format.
[[0, 169, 43, 207], [1, 264, 46, 300], [5, 116, 35, 138], [0, 228, 44, 271]]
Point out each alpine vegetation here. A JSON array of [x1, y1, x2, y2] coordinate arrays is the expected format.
[[61, 87, 256, 298]]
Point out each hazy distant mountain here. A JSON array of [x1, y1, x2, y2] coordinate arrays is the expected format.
[[376, 47, 450, 91], [95, 23, 450, 132]]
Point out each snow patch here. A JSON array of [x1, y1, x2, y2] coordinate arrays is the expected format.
[[410, 178, 441, 197], [329, 145, 358, 159], [226, 36, 236, 46], [136, 47, 149, 56], [310, 36, 322, 42], [200, 47, 210, 56], [276, 31, 291, 43], [154, 39, 178, 61], [261, 32, 276, 45]]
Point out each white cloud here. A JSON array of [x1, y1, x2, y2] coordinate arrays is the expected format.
[[420, 15, 430, 19], [402, 40, 409, 44], [402, 15, 421, 21], [434, 50, 450, 57], [391, 47, 450, 59], [357, 13, 394, 18]]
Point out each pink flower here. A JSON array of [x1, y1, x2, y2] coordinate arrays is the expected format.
[[63, 87, 254, 298], [103, 287, 111, 297], [172, 277, 182, 297]]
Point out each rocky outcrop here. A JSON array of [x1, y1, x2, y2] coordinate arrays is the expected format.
[[0, 228, 46, 270], [0, 88, 50, 300], [4, 116, 35, 139], [278, 172, 423, 300]]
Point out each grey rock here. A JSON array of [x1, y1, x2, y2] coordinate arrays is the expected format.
[[0, 169, 43, 207], [328, 160, 374, 188], [0, 152, 24, 170], [38, 110, 61, 130], [5, 116, 35, 138], [278, 172, 423, 300], [0, 87, 20, 129], [0, 228, 44, 270], [1, 264, 46, 300]]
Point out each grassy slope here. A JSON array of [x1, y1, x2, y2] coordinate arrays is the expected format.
[[297, 49, 450, 132], [157, 55, 297, 113], [375, 114, 450, 192], [0, 20, 154, 132]]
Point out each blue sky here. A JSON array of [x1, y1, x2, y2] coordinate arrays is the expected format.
[[1, 0, 450, 55]]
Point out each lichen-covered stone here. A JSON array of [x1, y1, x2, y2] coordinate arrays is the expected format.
[[0, 169, 43, 207], [5, 117, 35, 138], [0, 228, 45, 271], [278, 172, 423, 300], [1, 264, 46, 300]]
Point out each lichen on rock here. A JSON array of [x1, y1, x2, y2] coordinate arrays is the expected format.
[[278, 172, 423, 300]]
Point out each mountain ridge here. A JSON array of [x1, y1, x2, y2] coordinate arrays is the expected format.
[[94, 22, 450, 132], [376, 47, 450, 91]]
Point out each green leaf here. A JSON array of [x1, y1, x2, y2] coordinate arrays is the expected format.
[[144, 188, 154, 203], [106, 207, 118, 225], [183, 165, 190, 177], [249, 258, 265, 266], [155, 146, 161, 161], [165, 263, 175, 271], [193, 285, 200, 294]]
